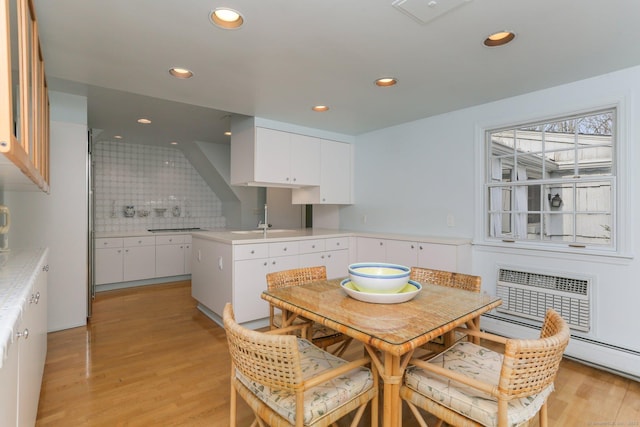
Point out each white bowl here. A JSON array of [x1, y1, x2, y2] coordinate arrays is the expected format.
[[341, 279, 421, 304], [348, 262, 410, 294]]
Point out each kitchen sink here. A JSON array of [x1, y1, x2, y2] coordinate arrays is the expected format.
[[230, 229, 295, 234]]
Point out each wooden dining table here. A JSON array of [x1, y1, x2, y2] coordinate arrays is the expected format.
[[261, 278, 502, 427]]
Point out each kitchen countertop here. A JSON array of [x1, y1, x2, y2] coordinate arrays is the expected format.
[[0, 248, 48, 368], [192, 228, 472, 246], [95, 228, 472, 246]]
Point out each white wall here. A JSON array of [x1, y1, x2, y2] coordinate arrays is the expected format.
[[342, 65, 640, 369], [5, 92, 88, 331]]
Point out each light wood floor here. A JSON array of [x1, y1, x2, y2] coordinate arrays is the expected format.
[[36, 281, 640, 426]]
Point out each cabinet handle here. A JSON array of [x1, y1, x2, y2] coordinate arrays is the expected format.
[[103, 242, 108, 245], [379, 242, 383, 246], [336, 242, 340, 246], [312, 245, 315, 249], [272, 261, 276, 265], [16, 329, 29, 340], [292, 177, 297, 182], [321, 255, 325, 259], [263, 262, 268, 266], [125, 249, 129, 253], [411, 245, 415, 249], [180, 246, 183, 249], [327, 254, 331, 258], [118, 249, 122, 253], [251, 250, 255, 254], [169, 239, 173, 242], [138, 240, 142, 244], [283, 247, 287, 251], [419, 246, 423, 250]]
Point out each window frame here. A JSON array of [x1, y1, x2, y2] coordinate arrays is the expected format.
[[478, 105, 628, 257]]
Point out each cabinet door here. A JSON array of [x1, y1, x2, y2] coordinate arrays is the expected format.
[[385, 240, 418, 267], [290, 134, 320, 186], [320, 140, 351, 204], [0, 331, 18, 427], [156, 244, 185, 277], [254, 127, 291, 184], [95, 248, 123, 285], [416, 243, 457, 271], [233, 258, 271, 323], [324, 249, 349, 279], [356, 237, 386, 262], [17, 264, 47, 427], [123, 246, 156, 281]]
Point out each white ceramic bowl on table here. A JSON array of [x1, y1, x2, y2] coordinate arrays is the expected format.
[[348, 262, 411, 294], [341, 279, 421, 304]]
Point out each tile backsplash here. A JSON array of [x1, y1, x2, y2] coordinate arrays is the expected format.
[[93, 141, 226, 232]]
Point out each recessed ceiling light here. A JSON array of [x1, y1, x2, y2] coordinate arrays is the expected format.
[[483, 31, 516, 47], [210, 7, 244, 29], [375, 77, 398, 87], [312, 105, 329, 112], [169, 67, 193, 79], [170, 141, 178, 145], [137, 118, 152, 124], [113, 135, 123, 139], [224, 131, 232, 136]]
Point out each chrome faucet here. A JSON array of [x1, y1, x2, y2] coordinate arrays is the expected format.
[[257, 204, 270, 235]]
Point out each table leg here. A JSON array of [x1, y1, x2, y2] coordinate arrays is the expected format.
[[365, 345, 404, 427]]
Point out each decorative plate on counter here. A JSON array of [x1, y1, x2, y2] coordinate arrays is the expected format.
[[340, 278, 421, 304]]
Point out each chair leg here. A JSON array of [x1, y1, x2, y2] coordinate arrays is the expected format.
[[540, 402, 548, 427], [405, 400, 430, 427], [230, 381, 237, 426]]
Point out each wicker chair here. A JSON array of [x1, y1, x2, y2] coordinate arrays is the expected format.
[[410, 267, 481, 293], [223, 303, 379, 427], [400, 308, 570, 427], [410, 267, 482, 350], [266, 266, 353, 357]]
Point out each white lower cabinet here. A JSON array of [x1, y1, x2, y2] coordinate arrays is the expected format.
[[155, 235, 192, 277], [95, 238, 124, 285], [0, 334, 18, 426], [191, 235, 352, 325], [95, 234, 193, 286], [233, 241, 299, 324], [0, 252, 48, 427], [299, 237, 350, 278], [17, 262, 48, 427], [123, 237, 156, 281], [355, 236, 470, 272]]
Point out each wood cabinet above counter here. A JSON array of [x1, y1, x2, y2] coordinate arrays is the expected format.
[[1, 0, 50, 193]]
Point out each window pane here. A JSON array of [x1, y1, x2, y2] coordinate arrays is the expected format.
[[544, 213, 574, 242], [526, 213, 541, 240], [576, 214, 611, 245], [576, 181, 611, 212]]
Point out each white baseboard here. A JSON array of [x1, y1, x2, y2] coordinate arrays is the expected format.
[[481, 315, 640, 381]]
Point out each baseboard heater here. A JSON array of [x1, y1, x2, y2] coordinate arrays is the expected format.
[[481, 313, 640, 381]]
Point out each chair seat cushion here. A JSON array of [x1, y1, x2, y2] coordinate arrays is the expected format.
[[404, 341, 553, 427], [237, 338, 373, 425], [273, 313, 342, 341]]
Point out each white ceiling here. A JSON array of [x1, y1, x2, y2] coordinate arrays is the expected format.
[[33, 0, 640, 147]]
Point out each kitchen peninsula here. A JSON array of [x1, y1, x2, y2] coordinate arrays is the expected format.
[[191, 229, 471, 328]]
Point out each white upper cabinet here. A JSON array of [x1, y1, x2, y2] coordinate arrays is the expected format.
[[292, 139, 353, 205], [230, 119, 320, 188]]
